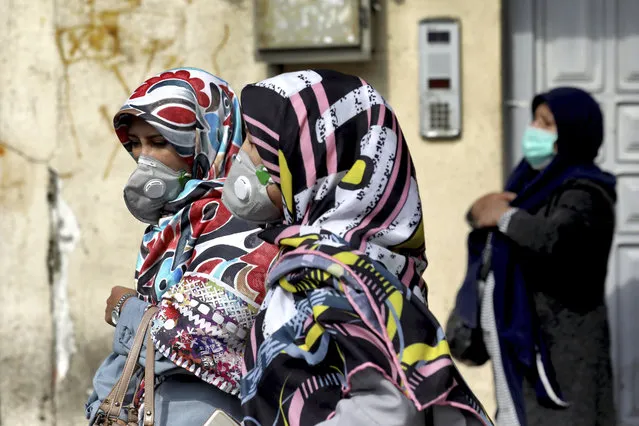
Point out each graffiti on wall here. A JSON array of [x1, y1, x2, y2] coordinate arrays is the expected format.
[[54, 0, 189, 178]]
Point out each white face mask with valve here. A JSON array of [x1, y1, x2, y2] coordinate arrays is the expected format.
[[123, 155, 190, 224], [222, 150, 282, 224]]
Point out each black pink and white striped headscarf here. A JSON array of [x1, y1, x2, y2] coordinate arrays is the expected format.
[[243, 69, 427, 292], [238, 70, 493, 426]]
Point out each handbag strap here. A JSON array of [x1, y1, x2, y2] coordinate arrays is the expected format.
[[99, 306, 159, 420], [143, 330, 156, 425]]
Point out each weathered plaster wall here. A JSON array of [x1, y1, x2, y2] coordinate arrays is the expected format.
[[1, 0, 266, 424]]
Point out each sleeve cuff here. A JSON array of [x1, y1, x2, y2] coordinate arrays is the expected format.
[[498, 207, 519, 233], [113, 297, 149, 355]]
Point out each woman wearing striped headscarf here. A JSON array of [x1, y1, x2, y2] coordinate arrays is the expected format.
[[86, 68, 278, 425], [222, 70, 493, 426]]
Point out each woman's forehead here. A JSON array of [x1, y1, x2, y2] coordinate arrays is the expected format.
[[535, 103, 551, 114], [127, 117, 163, 138]]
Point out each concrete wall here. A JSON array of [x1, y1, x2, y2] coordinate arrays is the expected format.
[[0, 0, 501, 424]]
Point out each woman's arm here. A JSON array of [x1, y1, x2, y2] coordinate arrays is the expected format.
[[112, 297, 180, 374], [85, 352, 141, 424], [499, 181, 614, 257], [86, 298, 181, 424]]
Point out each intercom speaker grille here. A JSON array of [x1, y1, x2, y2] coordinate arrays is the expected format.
[[427, 53, 452, 76]]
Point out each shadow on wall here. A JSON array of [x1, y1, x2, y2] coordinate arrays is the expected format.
[[278, 0, 389, 98]]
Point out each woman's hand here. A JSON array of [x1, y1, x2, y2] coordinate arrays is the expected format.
[[105, 286, 137, 326], [470, 192, 517, 228]]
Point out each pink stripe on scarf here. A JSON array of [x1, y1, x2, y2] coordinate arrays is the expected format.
[[416, 357, 453, 378], [250, 324, 258, 363], [303, 314, 314, 329], [377, 103, 386, 127], [359, 78, 372, 127], [345, 108, 403, 244], [311, 82, 337, 175], [290, 93, 316, 188], [250, 135, 278, 156], [287, 388, 305, 426], [401, 257, 415, 288], [244, 114, 280, 141], [262, 159, 280, 174], [360, 146, 411, 250]]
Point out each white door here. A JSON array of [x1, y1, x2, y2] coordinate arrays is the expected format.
[[505, 1, 639, 425]]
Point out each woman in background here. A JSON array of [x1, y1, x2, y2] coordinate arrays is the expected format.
[[455, 87, 616, 425]]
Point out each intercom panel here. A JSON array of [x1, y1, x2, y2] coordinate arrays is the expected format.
[[418, 18, 462, 139]]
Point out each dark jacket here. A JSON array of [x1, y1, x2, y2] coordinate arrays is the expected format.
[[505, 177, 616, 426], [506, 178, 614, 312]]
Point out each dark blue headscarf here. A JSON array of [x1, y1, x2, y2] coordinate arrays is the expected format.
[[456, 87, 616, 425], [508, 87, 615, 199]]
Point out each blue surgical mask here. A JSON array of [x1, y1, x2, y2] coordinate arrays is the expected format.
[[522, 126, 557, 170]]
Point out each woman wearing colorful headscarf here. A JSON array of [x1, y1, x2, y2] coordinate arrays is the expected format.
[[221, 69, 493, 426], [449, 87, 616, 425], [85, 68, 278, 425]]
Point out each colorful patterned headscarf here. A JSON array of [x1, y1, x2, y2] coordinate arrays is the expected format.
[[113, 68, 279, 394], [115, 67, 241, 181], [238, 70, 493, 425]]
